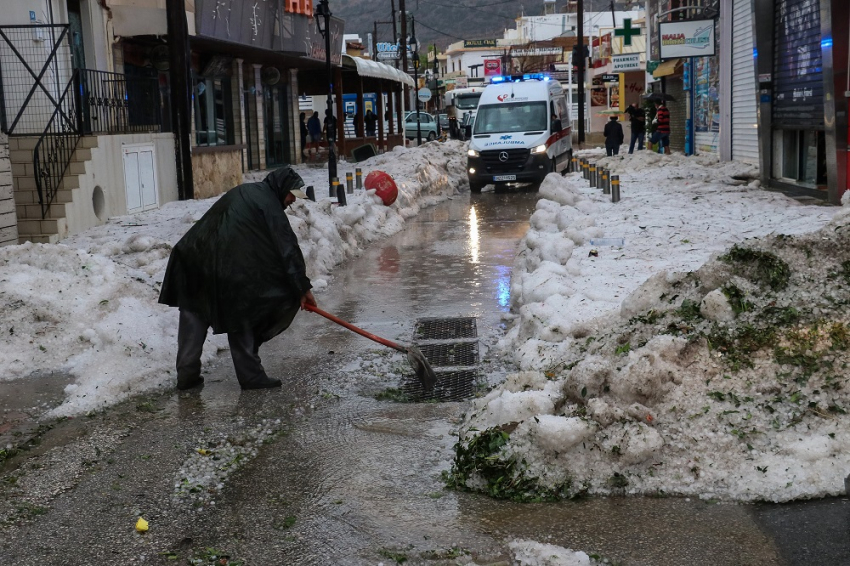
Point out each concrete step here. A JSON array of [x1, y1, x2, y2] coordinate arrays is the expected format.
[[69, 161, 87, 175], [13, 188, 76, 206], [16, 217, 66, 239], [8, 137, 40, 151], [71, 148, 92, 162], [16, 202, 66, 220], [80, 136, 99, 149], [18, 233, 60, 244]]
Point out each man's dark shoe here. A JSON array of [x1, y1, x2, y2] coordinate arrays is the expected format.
[[241, 377, 282, 390], [177, 376, 204, 390]]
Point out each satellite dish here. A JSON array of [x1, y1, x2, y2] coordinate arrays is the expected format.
[[262, 67, 281, 86], [150, 45, 169, 71]]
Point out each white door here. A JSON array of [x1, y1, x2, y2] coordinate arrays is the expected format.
[[138, 150, 157, 209], [123, 150, 141, 212], [123, 144, 159, 214], [731, 0, 759, 164]]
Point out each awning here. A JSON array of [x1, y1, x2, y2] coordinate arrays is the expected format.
[[652, 58, 682, 78], [342, 54, 415, 87]]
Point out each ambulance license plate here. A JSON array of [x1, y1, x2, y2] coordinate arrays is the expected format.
[[493, 175, 517, 181]]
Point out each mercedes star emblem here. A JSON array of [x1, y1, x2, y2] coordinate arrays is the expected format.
[[499, 151, 509, 162]]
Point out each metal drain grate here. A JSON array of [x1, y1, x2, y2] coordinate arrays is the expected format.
[[401, 317, 481, 402], [402, 370, 479, 401], [415, 317, 478, 340], [418, 342, 478, 367]]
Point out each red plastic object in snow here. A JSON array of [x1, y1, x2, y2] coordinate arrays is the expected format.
[[364, 170, 398, 206]]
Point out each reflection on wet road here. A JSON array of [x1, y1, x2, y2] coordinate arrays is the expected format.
[[194, 192, 791, 565]]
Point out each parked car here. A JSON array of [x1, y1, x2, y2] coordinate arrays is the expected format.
[[404, 111, 438, 141]]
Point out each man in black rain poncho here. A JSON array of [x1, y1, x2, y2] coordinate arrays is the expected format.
[[159, 166, 317, 390]]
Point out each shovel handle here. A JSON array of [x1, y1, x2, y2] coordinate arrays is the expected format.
[[304, 304, 406, 353]]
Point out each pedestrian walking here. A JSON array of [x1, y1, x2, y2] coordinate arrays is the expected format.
[[603, 115, 624, 156], [306, 111, 322, 161], [623, 103, 645, 153], [299, 112, 308, 160], [159, 166, 317, 391], [652, 100, 671, 154], [364, 109, 378, 137]]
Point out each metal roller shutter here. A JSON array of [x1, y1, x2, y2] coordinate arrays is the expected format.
[[731, 0, 759, 164]]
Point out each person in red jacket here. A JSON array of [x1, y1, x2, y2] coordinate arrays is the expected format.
[[653, 100, 671, 154]]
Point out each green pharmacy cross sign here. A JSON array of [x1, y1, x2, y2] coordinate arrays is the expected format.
[[614, 18, 641, 46]]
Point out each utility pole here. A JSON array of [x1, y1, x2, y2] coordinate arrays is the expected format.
[[165, 0, 193, 199], [577, 0, 585, 145], [391, 0, 399, 69], [399, 0, 408, 75]]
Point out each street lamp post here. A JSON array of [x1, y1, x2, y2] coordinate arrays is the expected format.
[[409, 16, 421, 145], [314, 0, 337, 195], [432, 44, 440, 137]]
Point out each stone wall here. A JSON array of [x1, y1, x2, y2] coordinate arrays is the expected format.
[[0, 132, 16, 247], [191, 149, 243, 199]]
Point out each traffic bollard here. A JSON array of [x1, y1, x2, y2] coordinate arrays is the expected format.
[[571, 154, 578, 173], [590, 163, 597, 187], [330, 177, 339, 199], [582, 159, 588, 180], [346, 172, 354, 194], [336, 183, 347, 206], [355, 168, 363, 189], [601, 169, 610, 194], [611, 175, 620, 202]]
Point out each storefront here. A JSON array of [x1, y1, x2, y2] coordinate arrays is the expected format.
[[753, 0, 848, 203]]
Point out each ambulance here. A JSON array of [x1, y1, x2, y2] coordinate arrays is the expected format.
[[466, 74, 573, 193]]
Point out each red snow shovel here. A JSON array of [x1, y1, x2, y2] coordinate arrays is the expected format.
[[304, 304, 437, 391]]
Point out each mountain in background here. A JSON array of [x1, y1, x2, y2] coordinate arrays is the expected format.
[[333, 0, 643, 51]]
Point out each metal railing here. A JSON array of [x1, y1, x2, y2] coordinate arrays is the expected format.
[[79, 69, 161, 134], [33, 69, 82, 219], [30, 69, 162, 219]]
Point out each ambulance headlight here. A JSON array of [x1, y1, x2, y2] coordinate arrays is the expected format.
[[531, 144, 548, 154], [467, 149, 480, 157]]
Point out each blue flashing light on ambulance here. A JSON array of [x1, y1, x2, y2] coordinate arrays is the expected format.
[[466, 74, 572, 193]]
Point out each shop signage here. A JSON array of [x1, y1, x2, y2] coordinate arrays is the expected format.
[[601, 74, 619, 83], [464, 39, 498, 49], [455, 76, 468, 88], [658, 19, 716, 59], [612, 53, 640, 72], [511, 47, 563, 57], [772, 0, 823, 127], [196, 0, 278, 49], [277, 12, 344, 65], [483, 59, 501, 77], [284, 0, 312, 16]]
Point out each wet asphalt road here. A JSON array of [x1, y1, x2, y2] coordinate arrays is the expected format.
[[1, 190, 849, 565]]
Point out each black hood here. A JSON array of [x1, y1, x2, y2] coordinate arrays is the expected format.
[[264, 166, 305, 202]]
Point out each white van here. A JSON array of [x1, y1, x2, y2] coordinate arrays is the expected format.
[[466, 75, 573, 193]]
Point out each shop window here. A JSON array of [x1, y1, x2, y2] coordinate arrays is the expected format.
[[773, 129, 827, 187], [194, 77, 234, 146]]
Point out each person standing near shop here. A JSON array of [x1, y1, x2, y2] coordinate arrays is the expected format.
[[603, 115, 624, 156], [624, 102, 645, 153], [653, 100, 671, 155], [306, 111, 322, 161], [299, 112, 309, 160], [364, 109, 378, 137]]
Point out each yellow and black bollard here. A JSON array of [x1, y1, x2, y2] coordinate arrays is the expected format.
[[331, 177, 340, 199], [601, 168, 610, 194], [355, 167, 363, 189], [611, 175, 620, 203], [346, 172, 354, 194]]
